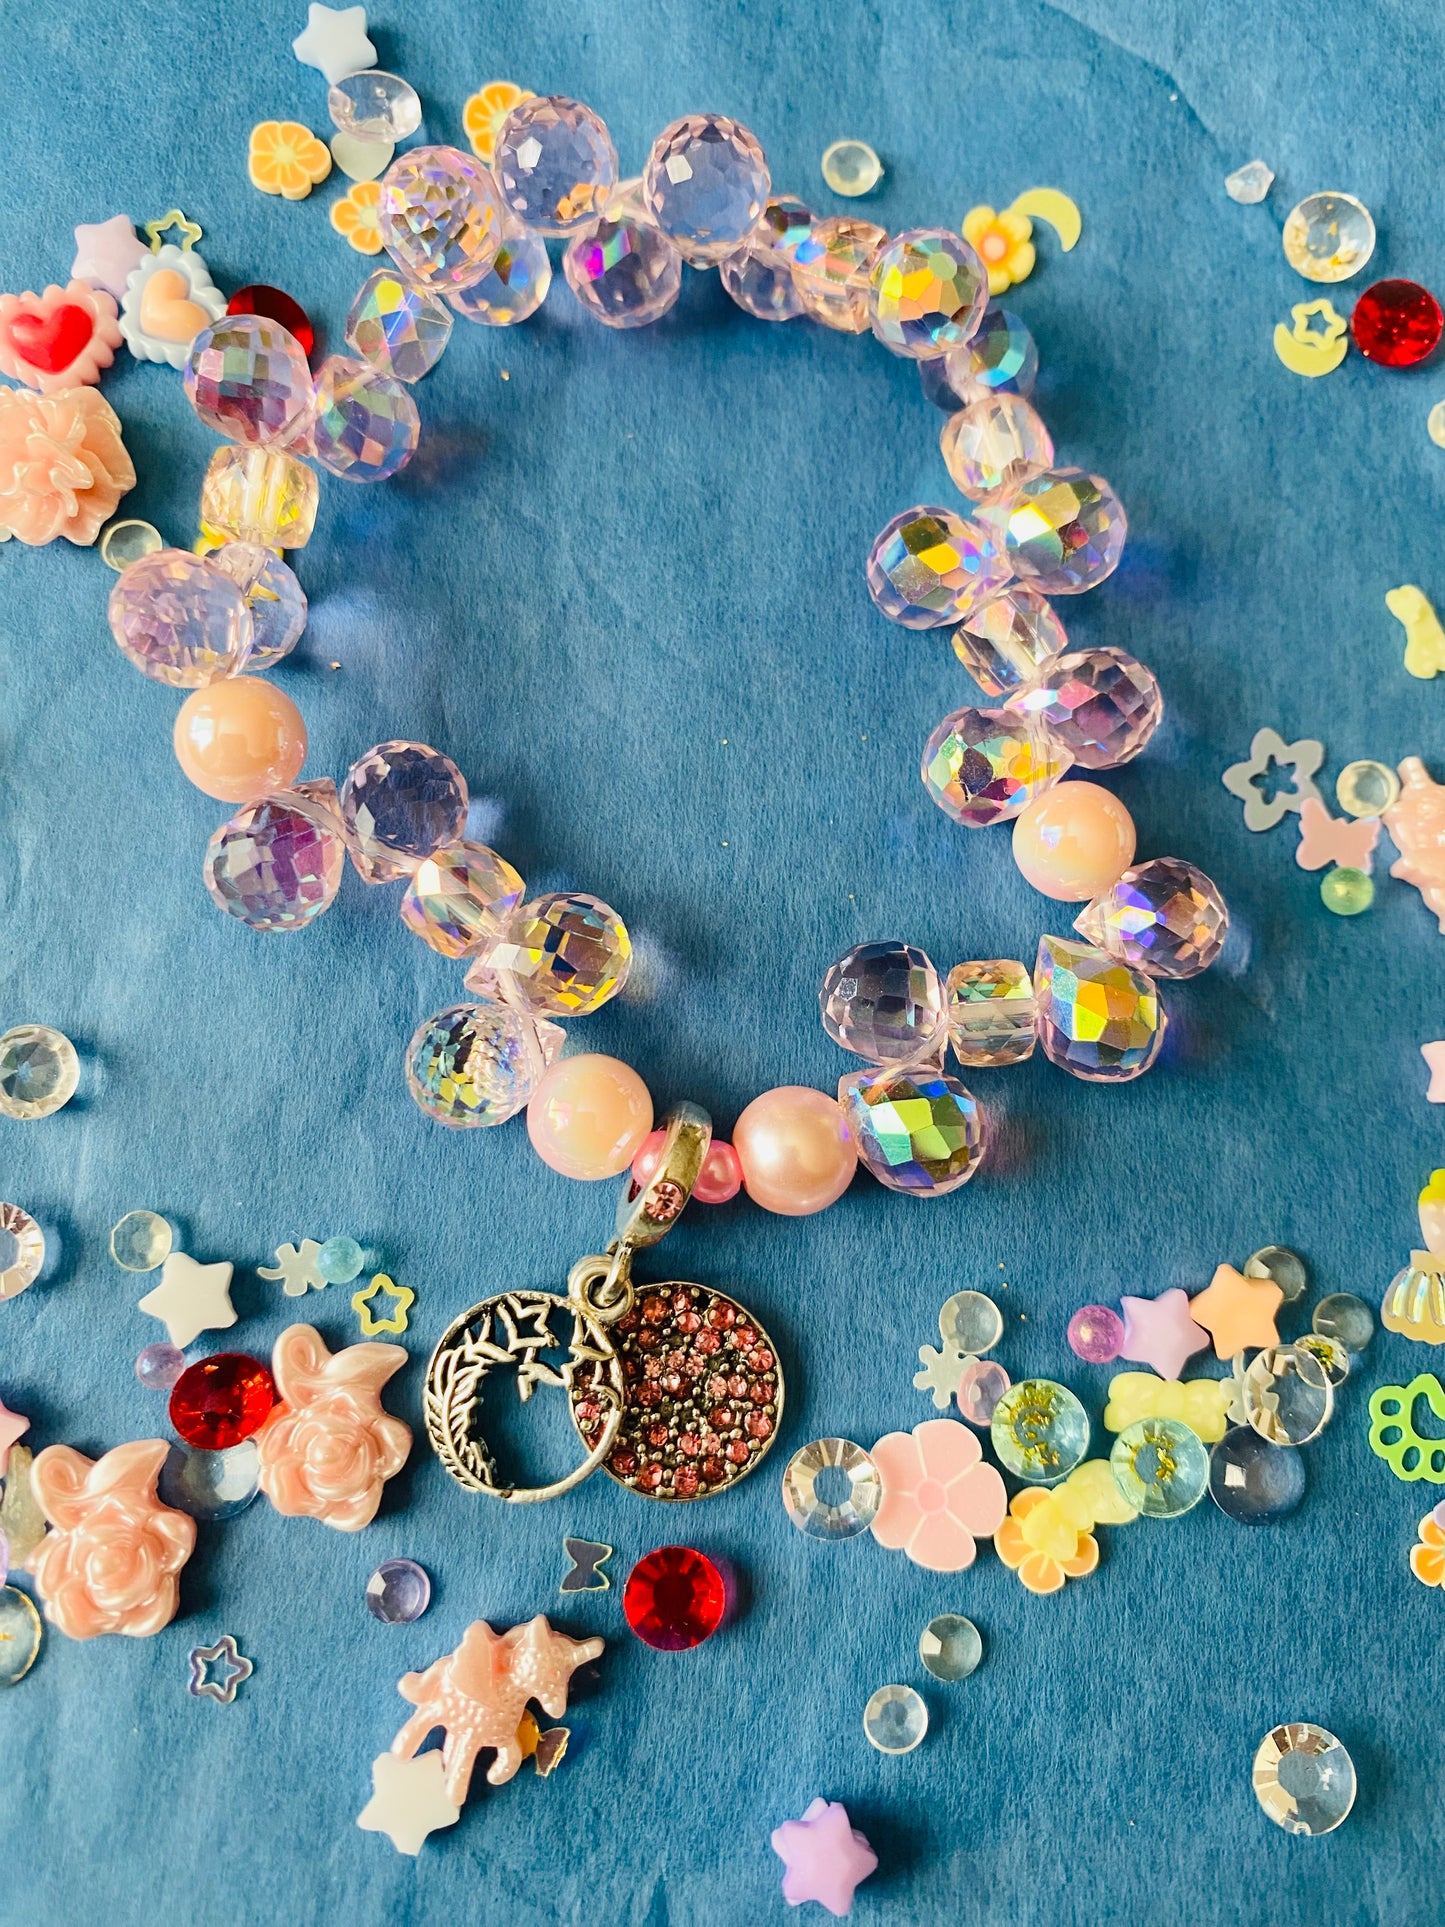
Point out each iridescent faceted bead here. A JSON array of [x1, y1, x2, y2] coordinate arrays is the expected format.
[[207, 543, 307, 669], [563, 190, 683, 329], [0, 1026, 79, 1119], [982, 469, 1127, 594], [201, 446, 319, 548], [340, 741, 469, 880], [158, 1438, 261, 1522], [1033, 935, 1164, 1083], [867, 506, 1009, 629], [943, 304, 1038, 402], [1074, 859, 1229, 979], [819, 940, 947, 1063], [642, 114, 770, 266], [945, 959, 1037, 1066], [922, 707, 1071, 828], [867, 227, 988, 360], [327, 70, 422, 143], [839, 1066, 987, 1195], [951, 584, 1066, 698], [1006, 647, 1162, 769], [1313, 1292, 1374, 1352], [941, 395, 1054, 505], [485, 892, 631, 1015], [448, 222, 552, 325], [108, 548, 253, 687], [203, 793, 346, 931], [399, 841, 526, 958], [1336, 759, 1400, 817], [405, 999, 548, 1127], [345, 269, 453, 381], [306, 355, 420, 483], [918, 355, 970, 413], [493, 95, 617, 234], [719, 196, 814, 322], [792, 216, 888, 332], [184, 316, 313, 447], [378, 145, 505, 292]]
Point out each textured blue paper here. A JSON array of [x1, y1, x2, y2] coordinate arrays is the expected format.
[[1, 1, 1443, 1921]]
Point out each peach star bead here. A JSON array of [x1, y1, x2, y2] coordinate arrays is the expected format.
[[1188, 1263, 1283, 1360], [255, 1324, 411, 1530]]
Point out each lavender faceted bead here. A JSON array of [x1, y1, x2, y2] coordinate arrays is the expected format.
[[1067, 1305, 1126, 1363], [867, 506, 1010, 629], [184, 316, 312, 447], [943, 305, 1038, 403], [345, 271, 453, 382], [204, 793, 346, 931], [720, 196, 814, 321], [1074, 858, 1229, 979], [340, 741, 469, 880], [492, 95, 617, 235], [306, 355, 420, 483], [564, 191, 683, 328], [643, 114, 770, 266], [378, 145, 505, 292], [952, 584, 1066, 698], [208, 543, 307, 669], [922, 707, 1071, 827], [819, 940, 948, 1064], [109, 548, 253, 687], [448, 223, 552, 325], [1007, 647, 1162, 769], [136, 1343, 187, 1391]]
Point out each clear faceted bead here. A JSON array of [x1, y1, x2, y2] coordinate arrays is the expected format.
[[399, 841, 527, 958], [867, 505, 1010, 629], [108, 548, 253, 687], [1225, 160, 1274, 205], [1073, 858, 1229, 978], [184, 316, 313, 447], [340, 741, 468, 879], [945, 960, 1037, 1066], [493, 95, 617, 235], [943, 304, 1038, 402], [918, 355, 970, 413], [941, 394, 1054, 504], [563, 189, 683, 328], [1034, 935, 1164, 1082], [792, 215, 888, 332], [868, 227, 988, 360], [207, 544, 307, 669], [203, 793, 346, 931], [819, 940, 948, 1063], [327, 70, 422, 144], [1007, 646, 1162, 769], [448, 222, 552, 325], [642, 114, 770, 266], [1281, 192, 1375, 283], [485, 892, 632, 1015], [951, 584, 1066, 698], [378, 145, 505, 292], [922, 706, 1071, 827], [719, 196, 814, 321], [201, 446, 319, 548], [112, 1210, 173, 1271], [306, 355, 420, 482], [982, 468, 1127, 594], [346, 269, 453, 381], [839, 1066, 987, 1194], [405, 999, 547, 1127], [0, 1025, 79, 1119]]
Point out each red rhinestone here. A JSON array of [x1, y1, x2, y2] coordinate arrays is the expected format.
[[734, 1325, 757, 1348], [623, 1545, 726, 1650], [635, 1326, 660, 1350], [726, 1439, 749, 1464], [636, 1463, 665, 1493], [633, 1381, 661, 1409], [701, 1456, 727, 1484], [707, 1301, 736, 1330], [706, 1374, 729, 1399], [709, 1403, 734, 1430], [671, 1290, 693, 1315], [696, 1330, 721, 1354], [675, 1309, 702, 1334], [227, 283, 315, 358], [611, 1447, 639, 1477], [750, 1348, 775, 1372], [746, 1411, 773, 1439], [672, 1465, 700, 1498], [661, 1370, 684, 1394], [169, 1353, 275, 1450], [646, 1422, 671, 1448], [681, 1352, 707, 1379], [749, 1380, 771, 1404], [642, 1355, 663, 1380], [641, 1294, 670, 1324], [727, 1374, 748, 1398], [679, 1431, 701, 1457], [1351, 279, 1443, 367]]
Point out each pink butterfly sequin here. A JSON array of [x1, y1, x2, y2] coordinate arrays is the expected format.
[[1295, 797, 1380, 873]]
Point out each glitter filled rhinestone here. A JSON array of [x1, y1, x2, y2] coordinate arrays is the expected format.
[[1209, 1426, 1306, 1523], [720, 196, 814, 322], [1336, 759, 1400, 817], [564, 189, 683, 329], [781, 1438, 881, 1539], [923, 707, 1071, 828], [1073, 859, 1228, 979], [169, 1353, 276, 1450], [486, 892, 631, 1016], [990, 1379, 1089, 1484], [399, 841, 526, 959], [1282, 192, 1375, 283], [864, 1684, 928, 1753], [405, 1000, 548, 1127], [204, 794, 346, 931], [839, 1067, 988, 1195], [919, 1614, 982, 1682], [306, 354, 420, 482], [135, 1342, 187, 1392], [792, 215, 888, 332], [1224, 160, 1274, 205], [0, 1205, 45, 1300], [944, 304, 1038, 402], [110, 1210, 172, 1272], [448, 223, 552, 326], [939, 1291, 1004, 1354], [1253, 1724, 1356, 1835], [820, 138, 882, 197], [1245, 1247, 1308, 1302], [378, 145, 505, 292], [819, 940, 948, 1063], [225, 285, 316, 359], [982, 469, 1126, 595], [945, 959, 1037, 1066], [643, 114, 770, 266], [109, 548, 253, 687], [365, 1557, 432, 1623], [328, 70, 422, 144], [1110, 1416, 1209, 1518], [0, 1025, 79, 1120], [1295, 1333, 1350, 1386], [1010, 649, 1160, 769], [493, 95, 617, 235], [868, 506, 1010, 629], [1350, 279, 1444, 368], [952, 585, 1066, 699], [184, 315, 313, 447], [1243, 1345, 1333, 1446], [341, 741, 468, 879], [1312, 1292, 1374, 1353], [1067, 1305, 1125, 1364], [207, 544, 307, 670], [623, 1545, 726, 1649], [942, 394, 1054, 505], [158, 1438, 261, 1522], [867, 227, 989, 360], [317, 1236, 366, 1284], [0, 1587, 41, 1686], [956, 1358, 1009, 1426], [1034, 936, 1164, 1083], [345, 270, 453, 382]]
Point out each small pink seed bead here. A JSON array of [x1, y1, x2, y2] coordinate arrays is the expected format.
[[733, 1086, 857, 1217], [629, 1130, 743, 1203], [527, 1054, 654, 1180], [1011, 780, 1137, 902]]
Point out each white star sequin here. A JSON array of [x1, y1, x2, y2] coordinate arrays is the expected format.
[[291, 4, 376, 84], [356, 1752, 461, 1856], [137, 1253, 237, 1349], [258, 1239, 327, 1297]]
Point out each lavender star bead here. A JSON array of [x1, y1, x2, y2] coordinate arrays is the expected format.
[[771, 1797, 878, 1918], [1118, 1288, 1210, 1381]]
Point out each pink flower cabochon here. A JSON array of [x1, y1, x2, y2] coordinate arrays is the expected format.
[[0, 386, 135, 546], [255, 1323, 411, 1531], [25, 1439, 196, 1639], [870, 1417, 1008, 1572]]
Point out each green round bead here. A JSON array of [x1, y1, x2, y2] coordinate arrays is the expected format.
[[317, 1235, 365, 1284], [1320, 867, 1374, 916]]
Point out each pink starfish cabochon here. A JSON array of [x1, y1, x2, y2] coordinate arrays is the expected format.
[[772, 1797, 878, 1918]]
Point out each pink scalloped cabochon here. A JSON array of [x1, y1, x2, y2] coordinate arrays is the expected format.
[[0, 280, 122, 392]]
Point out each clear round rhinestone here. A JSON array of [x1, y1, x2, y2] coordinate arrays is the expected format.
[[0, 1026, 79, 1120], [863, 1684, 928, 1754], [918, 1614, 982, 1682], [781, 1438, 881, 1540]]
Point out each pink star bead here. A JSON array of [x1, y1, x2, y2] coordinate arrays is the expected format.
[[771, 1797, 878, 1918], [0, 1396, 28, 1474], [1423, 1041, 1445, 1103], [1118, 1288, 1210, 1381], [70, 216, 149, 301]]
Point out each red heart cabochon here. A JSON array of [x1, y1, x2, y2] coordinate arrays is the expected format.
[[5, 303, 96, 374]]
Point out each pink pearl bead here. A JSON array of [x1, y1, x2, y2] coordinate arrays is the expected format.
[[631, 1128, 667, 1186], [172, 677, 307, 803], [733, 1086, 857, 1217], [1011, 780, 1137, 901], [527, 1054, 654, 1180], [694, 1140, 743, 1204]]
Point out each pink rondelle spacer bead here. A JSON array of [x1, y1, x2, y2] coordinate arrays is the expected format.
[[733, 1087, 857, 1217], [1011, 781, 1137, 902], [526, 1053, 654, 1180], [694, 1140, 743, 1204]]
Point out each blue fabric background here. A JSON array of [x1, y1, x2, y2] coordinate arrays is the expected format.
[[2, 1, 1442, 1921]]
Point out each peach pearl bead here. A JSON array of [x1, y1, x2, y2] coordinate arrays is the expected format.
[[172, 677, 307, 803], [1012, 780, 1137, 902], [733, 1086, 857, 1217], [526, 1054, 654, 1181]]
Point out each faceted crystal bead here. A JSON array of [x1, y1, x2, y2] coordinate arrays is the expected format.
[[719, 197, 814, 322], [378, 145, 505, 292], [941, 394, 1054, 504], [918, 355, 970, 413], [839, 1066, 987, 1195], [108, 548, 253, 687], [781, 1438, 881, 1539], [365, 1558, 431, 1623], [563, 189, 683, 329], [0, 1025, 79, 1119], [493, 95, 617, 235], [922, 707, 1071, 827], [204, 793, 346, 930], [169, 1353, 276, 1450], [207, 544, 307, 670], [1007, 647, 1162, 769], [943, 304, 1038, 401], [1209, 1427, 1305, 1523], [1224, 160, 1274, 205], [184, 316, 313, 447], [919, 1614, 982, 1682], [111, 1210, 172, 1272], [136, 1342, 186, 1391], [792, 216, 888, 332], [642, 114, 770, 266], [819, 940, 948, 1063], [1253, 1724, 1356, 1835], [623, 1546, 727, 1650], [867, 506, 1010, 629], [1281, 192, 1375, 283], [1033, 935, 1164, 1082], [982, 469, 1126, 594], [316, 1236, 365, 1283], [405, 999, 548, 1126], [345, 270, 453, 381], [863, 1684, 928, 1754], [946, 959, 1037, 1066], [952, 584, 1066, 697], [820, 139, 882, 197], [1074, 858, 1229, 978], [485, 892, 631, 1015], [399, 841, 526, 958], [990, 1379, 1089, 1484], [306, 355, 420, 482], [448, 222, 552, 325], [340, 741, 469, 879], [327, 70, 422, 144], [1066, 1305, 1125, 1363], [201, 446, 319, 547], [868, 227, 988, 360]]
